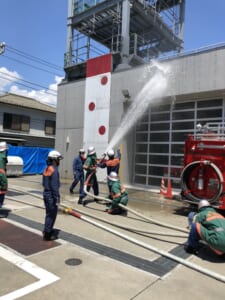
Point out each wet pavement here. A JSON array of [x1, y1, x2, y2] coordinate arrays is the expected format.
[[0, 175, 225, 299]]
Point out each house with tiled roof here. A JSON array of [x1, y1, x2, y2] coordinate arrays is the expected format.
[[0, 93, 56, 147]]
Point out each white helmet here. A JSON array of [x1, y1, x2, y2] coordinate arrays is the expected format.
[[198, 199, 210, 210], [88, 146, 96, 155], [48, 150, 63, 160], [108, 171, 119, 181], [79, 148, 85, 154], [107, 149, 115, 158], [0, 141, 8, 152]]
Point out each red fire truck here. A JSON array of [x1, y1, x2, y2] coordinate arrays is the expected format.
[[180, 122, 225, 209]]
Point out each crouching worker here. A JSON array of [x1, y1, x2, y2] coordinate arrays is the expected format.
[[42, 150, 63, 241], [106, 171, 128, 215], [185, 199, 225, 255]]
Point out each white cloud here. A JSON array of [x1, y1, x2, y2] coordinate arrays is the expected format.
[[0, 67, 63, 107], [0, 67, 21, 90]]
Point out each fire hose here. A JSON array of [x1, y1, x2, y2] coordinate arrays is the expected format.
[[60, 204, 225, 283], [63, 205, 188, 238], [83, 172, 189, 234], [7, 186, 225, 282], [6, 188, 225, 283], [8, 186, 187, 239], [180, 160, 224, 204]]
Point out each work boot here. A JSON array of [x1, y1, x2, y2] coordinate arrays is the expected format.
[[43, 232, 58, 241], [78, 197, 83, 204], [70, 190, 74, 194], [107, 207, 120, 215], [184, 245, 198, 255], [119, 208, 128, 216]]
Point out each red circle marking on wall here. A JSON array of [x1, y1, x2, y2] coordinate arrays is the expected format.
[[101, 76, 108, 85], [99, 126, 106, 135], [89, 102, 95, 111]]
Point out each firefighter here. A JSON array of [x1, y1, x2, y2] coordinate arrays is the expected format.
[[98, 148, 121, 176], [0, 142, 8, 208], [81, 146, 99, 206], [42, 150, 63, 241], [69, 149, 86, 204], [0, 169, 7, 208], [0, 141, 8, 170], [185, 199, 225, 255], [106, 171, 128, 215]]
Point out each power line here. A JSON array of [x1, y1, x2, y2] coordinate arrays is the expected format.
[[6, 45, 63, 71], [0, 75, 57, 96], [0, 42, 64, 99], [1, 54, 63, 77], [0, 70, 57, 94]]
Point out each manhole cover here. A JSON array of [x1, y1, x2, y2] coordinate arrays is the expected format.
[[65, 258, 82, 266]]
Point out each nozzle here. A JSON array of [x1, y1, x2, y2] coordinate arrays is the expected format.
[[64, 207, 72, 214]]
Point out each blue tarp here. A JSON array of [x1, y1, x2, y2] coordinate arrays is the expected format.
[[7, 146, 53, 174]]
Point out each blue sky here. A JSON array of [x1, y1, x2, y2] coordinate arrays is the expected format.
[[0, 0, 225, 106]]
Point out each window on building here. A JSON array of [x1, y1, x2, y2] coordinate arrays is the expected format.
[[134, 98, 223, 189], [45, 120, 56, 135], [3, 113, 30, 132]]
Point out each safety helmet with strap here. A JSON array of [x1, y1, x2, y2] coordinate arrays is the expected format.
[[88, 146, 96, 155], [48, 150, 63, 160], [198, 199, 210, 210], [108, 171, 119, 181], [0, 142, 8, 152], [107, 149, 115, 158]]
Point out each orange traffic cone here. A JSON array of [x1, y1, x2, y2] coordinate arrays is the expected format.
[[165, 179, 173, 198], [160, 177, 167, 195]]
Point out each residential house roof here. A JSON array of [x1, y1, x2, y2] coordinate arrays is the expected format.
[[0, 93, 56, 113]]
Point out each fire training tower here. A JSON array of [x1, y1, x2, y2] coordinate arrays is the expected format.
[[65, 0, 185, 80]]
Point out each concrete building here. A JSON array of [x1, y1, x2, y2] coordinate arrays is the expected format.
[[56, 0, 225, 191], [0, 93, 56, 148]]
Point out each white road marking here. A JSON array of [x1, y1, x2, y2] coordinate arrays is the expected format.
[[0, 246, 60, 300]]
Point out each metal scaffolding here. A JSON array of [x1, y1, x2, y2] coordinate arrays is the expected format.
[[65, 0, 185, 79]]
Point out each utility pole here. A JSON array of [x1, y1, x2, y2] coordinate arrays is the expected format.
[[0, 42, 6, 55]]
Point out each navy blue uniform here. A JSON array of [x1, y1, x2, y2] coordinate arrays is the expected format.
[[69, 154, 85, 197], [42, 164, 60, 234]]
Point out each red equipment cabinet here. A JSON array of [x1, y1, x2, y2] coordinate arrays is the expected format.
[[180, 123, 225, 208]]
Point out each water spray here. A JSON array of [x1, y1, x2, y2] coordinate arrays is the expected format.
[[105, 60, 171, 153]]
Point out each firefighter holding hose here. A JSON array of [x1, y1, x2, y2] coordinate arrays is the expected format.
[[98, 148, 121, 176], [81, 146, 99, 206], [106, 171, 128, 215], [185, 199, 225, 255]]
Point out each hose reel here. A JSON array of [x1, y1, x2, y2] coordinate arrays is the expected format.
[[180, 160, 224, 204]]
